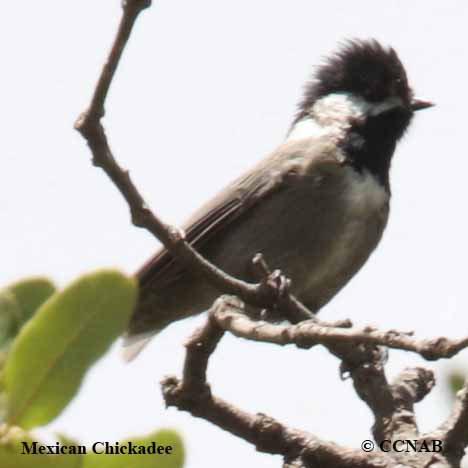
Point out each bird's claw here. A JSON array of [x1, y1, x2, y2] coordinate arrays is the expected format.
[[268, 269, 291, 300]]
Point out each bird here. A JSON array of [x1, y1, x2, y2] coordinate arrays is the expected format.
[[122, 39, 433, 361]]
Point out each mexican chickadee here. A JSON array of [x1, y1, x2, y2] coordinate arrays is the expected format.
[[123, 39, 433, 360]]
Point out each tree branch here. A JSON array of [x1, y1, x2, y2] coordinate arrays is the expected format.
[[207, 297, 439, 442], [434, 377, 468, 464], [209, 296, 468, 360], [162, 297, 394, 468]]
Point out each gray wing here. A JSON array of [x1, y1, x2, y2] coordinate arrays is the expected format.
[[123, 138, 340, 360], [137, 138, 337, 292], [138, 159, 280, 290]]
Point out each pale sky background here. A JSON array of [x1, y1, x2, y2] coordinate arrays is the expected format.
[[1, 1, 467, 467]]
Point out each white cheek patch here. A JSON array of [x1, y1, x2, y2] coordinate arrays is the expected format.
[[287, 93, 366, 145], [313, 92, 404, 121], [287, 92, 405, 145], [312, 93, 368, 126], [287, 118, 326, 142]]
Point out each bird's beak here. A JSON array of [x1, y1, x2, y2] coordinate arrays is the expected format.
[[410, 97, 435, 112]]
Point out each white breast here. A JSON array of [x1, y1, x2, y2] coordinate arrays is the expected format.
[[281, 92, 391, 307], [341, 165, 389, 217], [304, 166, 389, 302]]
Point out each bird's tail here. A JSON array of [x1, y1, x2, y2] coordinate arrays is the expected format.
[[121, 329, 160, 362]]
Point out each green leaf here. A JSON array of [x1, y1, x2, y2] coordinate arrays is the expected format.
[[0, 289, 21, 347], [0, 278, 55, 368], [3, 270, 137, 429], [82, 429, 184, 468], [0, 291, 22, 371], [7, 277, 56, 325], [1, 277, 56, 368], [0, 427, 83, 468]]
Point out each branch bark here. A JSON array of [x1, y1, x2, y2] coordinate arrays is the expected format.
[[209, 299, 468, 359], [162, 297, 395, 468]]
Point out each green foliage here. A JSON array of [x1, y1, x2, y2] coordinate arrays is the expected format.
[[3, 270, 137, 429], [0, 278, 56, 368], [83, 429, 185, 468], [0, 427, 83, 468], [0, 289, 21, 348], [0, 271, 184, 467], [0, 428, 184, 468], [6, 277, 57, 326]]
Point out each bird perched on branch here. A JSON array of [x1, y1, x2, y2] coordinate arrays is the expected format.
[[123, 39, 433, 361]]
